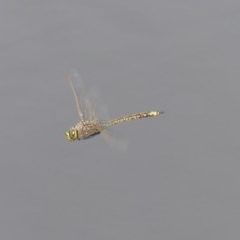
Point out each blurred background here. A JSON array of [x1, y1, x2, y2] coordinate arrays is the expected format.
[[1, 1, 240, 239]]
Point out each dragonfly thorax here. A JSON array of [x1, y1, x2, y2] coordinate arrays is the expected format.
[[66, 121, 103, 141]]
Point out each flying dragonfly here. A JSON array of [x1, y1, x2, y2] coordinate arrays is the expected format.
[[65, 70, 164, 141]]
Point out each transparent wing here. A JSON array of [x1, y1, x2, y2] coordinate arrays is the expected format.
[[84, 86, 109, 121], [68, 69, 89, 122], [68, 69, 107, 122], [101, 128, 128, 152]]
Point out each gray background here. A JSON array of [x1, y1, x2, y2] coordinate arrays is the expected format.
[[1, 1, 240, 239]]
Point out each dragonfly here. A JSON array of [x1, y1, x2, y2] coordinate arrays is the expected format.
[[65, 70, 164, 141]]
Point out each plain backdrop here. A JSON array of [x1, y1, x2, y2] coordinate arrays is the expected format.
[[1, 1, 240, 239]]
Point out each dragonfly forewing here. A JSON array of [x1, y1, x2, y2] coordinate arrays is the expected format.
[[68, 69, 89, 122]]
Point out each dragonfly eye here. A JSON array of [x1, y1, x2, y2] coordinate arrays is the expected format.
[[65, 128, 78, 141]]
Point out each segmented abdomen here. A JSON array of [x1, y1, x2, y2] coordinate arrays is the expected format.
[[103, 111, 163, 127]]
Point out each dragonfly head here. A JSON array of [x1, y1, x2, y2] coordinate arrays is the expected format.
[[65, 127, 79, 141]]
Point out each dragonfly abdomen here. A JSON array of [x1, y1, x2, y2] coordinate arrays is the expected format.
[[103, 111, 163, 127]]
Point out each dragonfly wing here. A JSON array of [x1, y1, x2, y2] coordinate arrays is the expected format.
[[68, 69, 109, 122], [68, 69, 88, 122], [101, 127, 128, 152], [84, 86, 109, 121]]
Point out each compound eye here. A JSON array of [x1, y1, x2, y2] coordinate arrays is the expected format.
[[66, 128, 78, 141]]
